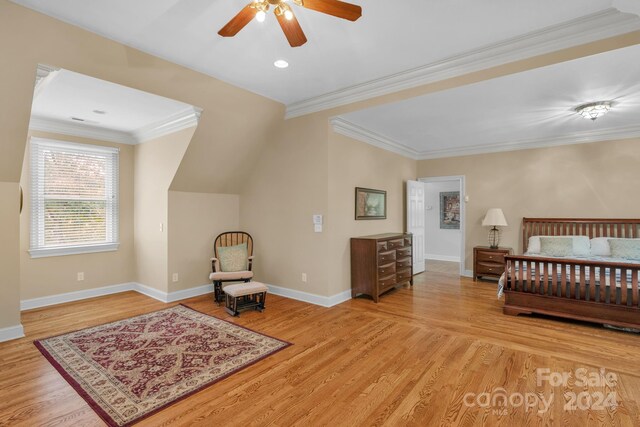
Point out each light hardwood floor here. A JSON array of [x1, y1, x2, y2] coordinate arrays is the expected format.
[[1, 272, 640, 426], [425, 259, 460, 275]]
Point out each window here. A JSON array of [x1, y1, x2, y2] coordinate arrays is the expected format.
[[30, 138, 119, 258]]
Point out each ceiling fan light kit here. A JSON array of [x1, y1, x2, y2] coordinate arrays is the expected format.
[[218, 0, 362, 47]]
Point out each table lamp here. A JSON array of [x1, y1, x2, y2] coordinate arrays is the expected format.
[[482, 208, 508, 249]]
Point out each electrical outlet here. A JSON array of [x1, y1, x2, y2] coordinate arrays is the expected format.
[[301, 273, 307, 283], [77, 272, 84, 281], [172, 273, 179, 282]]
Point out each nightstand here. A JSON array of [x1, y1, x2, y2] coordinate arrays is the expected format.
[[473, 246, 512, 281]]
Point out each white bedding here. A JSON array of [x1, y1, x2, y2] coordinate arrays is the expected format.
[[497, 254, 640, 299]]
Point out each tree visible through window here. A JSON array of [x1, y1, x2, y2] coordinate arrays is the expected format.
[[30, 138, 119, 257]]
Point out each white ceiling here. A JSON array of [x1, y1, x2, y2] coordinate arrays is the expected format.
[[31, 68, 199, 144], [10, 0, 638, 111], [334, 43, 640, 159]]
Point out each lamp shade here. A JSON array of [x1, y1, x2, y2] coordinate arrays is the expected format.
[[482, 208, 508, 227]]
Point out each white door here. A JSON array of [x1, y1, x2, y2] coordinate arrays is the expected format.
[[407, 180, 425, 274]]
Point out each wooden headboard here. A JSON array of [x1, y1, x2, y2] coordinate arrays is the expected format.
[[522, 218, 640, 252]]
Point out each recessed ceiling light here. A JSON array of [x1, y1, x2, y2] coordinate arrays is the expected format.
[[274, 60, 289, 69], [93, 109, 107, 115]]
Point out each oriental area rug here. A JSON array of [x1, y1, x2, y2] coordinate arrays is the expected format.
[[35, 304, 290, 426]]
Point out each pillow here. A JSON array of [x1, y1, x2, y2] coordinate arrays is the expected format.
[[527, 236, 541, 254], [218, 243, 248, 272], [608, 239, 640, 260], [527, 235, 590, 256], [539, 237, 573, 257], [571, 236, 591, 257], [590, 237, 612, 257]]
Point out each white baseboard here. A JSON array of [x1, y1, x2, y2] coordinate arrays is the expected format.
[[266, 284, 351, 308], [20, 281, 351, 312], [166, 284, 214, 303], [21, 282, 136, 310], [0, 324, 25, 343], [425, 254, 461, 263], [134, 283, 169, 303], [462, 269, 474, 278]]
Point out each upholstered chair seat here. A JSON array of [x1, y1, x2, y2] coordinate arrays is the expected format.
[[209, 270, 254, 281]]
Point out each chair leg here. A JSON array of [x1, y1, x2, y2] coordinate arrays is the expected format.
[[257, 291, 266, 312], [214, 281, 223, 305]]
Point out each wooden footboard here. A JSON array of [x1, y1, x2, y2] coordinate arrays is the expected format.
[[504, 255, 640, 329]]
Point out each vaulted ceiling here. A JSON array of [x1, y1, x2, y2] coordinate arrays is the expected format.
[[10, 0, 640, 160]]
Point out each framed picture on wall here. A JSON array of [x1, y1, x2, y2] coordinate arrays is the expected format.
[[440, 191, 460, 229], [355, 187, 387, 220]]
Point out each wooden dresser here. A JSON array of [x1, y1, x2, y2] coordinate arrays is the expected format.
[[350, 233, 413, 303], [473, 246, 512, 281]]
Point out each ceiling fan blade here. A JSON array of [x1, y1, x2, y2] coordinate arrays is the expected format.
[[300, 0, 362, 21], [218, 4, 257, 37], [276, 11, 307, 47]]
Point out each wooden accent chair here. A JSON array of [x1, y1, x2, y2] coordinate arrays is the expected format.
[[210, 231, 254, 303]]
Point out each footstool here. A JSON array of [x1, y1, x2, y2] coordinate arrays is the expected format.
[[223, 281, 268, 317]]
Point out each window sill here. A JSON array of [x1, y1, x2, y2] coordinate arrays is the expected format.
[[29, 243, 120, 259]]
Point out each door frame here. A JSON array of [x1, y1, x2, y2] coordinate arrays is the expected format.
[[418, 175, 466, 277]]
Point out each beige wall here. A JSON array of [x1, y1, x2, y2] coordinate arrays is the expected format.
[[0, 182, 21, 329], [327, 132, 417, 295], [20, 132, 135, 300], [168, 192, 240, 292], [134, 127, 195, 292], [417, 137, 640, 271], [239, 114, 331, 296], [0, 0, 282, 329]]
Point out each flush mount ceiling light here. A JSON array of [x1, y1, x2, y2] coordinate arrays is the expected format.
[[218, 0, 362, 47], [274, 59, 289, 68], [575, 101, 613, 121]]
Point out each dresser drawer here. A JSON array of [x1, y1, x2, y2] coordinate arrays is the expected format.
[[396, 247, 412, 258], [377, 241, 387, 252], [387, 238, 404, 249], [378, 262, 396, 277], [404, 237, 412, 247], [476, 250, 506, 264], [396, 257, 412, 268], [378, 250, 397, 264], [476, 262, 503, 276], [396, 268, 412, 281], [379, 275, 397, 288]]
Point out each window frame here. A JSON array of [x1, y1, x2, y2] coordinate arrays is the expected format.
[[29, 137, 120, 258]]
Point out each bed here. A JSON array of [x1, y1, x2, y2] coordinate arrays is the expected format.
[[500, 218, 640, 329]]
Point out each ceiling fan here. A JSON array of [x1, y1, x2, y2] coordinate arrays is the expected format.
[[218, 0, 362, 47]]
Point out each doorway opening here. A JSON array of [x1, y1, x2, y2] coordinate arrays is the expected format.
[[419, 176, 466, 277]]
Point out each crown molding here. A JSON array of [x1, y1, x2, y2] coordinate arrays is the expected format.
[[133, 107, 201, 142], [613, 0, 640, 17], [29, 107, 201, 145], [330, 117, 421, 159], [287, 8, 640, 119], [33, 64, 61, 100], [29, 115, 137, 144], [331, 118, 640, 161], [35, 64, 60, 85], [417, 124, 640, 160]]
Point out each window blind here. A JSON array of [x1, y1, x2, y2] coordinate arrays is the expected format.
[[30, 138, 119, 257]]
